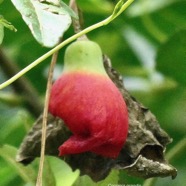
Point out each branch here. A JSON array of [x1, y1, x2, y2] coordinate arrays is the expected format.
[[0, 49, 42, 117]]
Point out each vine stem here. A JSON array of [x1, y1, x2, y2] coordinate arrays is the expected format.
[[0, 0, 134, 90], [36, 51, 59, 186], [143, 136, 186, 186]]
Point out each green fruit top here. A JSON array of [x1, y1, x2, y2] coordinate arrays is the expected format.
[[63, 40, 108, 76]]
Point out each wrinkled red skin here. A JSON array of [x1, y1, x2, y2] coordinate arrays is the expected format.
[[49, 72, 128, 158]]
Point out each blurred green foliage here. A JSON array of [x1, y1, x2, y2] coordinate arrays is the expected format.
[[0, 0, 186, 186]]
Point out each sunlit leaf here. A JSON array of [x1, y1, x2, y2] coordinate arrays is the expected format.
[[48, 157, 79, 186], [11, 0, 72, 47], [74, 170, 119, 186]]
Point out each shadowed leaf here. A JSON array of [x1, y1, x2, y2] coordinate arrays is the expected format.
[[156, 29, 186, 85], [0, 145, 36, 185]]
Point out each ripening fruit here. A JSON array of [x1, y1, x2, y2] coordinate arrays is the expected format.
[[49, 40, 128, 158]]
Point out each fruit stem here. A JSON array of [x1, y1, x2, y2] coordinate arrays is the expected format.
[[0, 0, 134, 90]]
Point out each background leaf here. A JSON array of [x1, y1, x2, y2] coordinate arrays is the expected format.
[[0, 145, 36, 186], [48, 157, 79, 186], [11, 0, 72, 47], [0, 0, 186, 185], [73, 170, 119, 186], [156, 29, 186, 85]]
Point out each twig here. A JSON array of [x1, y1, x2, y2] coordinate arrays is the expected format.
[[0, 49, 42, 117], [69, 0, 88, 40], [36, 51, 59, 186], [69, 0, 82, 33]]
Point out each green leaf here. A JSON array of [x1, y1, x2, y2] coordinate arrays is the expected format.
[[48, 157, 79, 186], [0, 145, 36, 185], [156, 29, 186, 85], [74, 170, 119, 186], [43, 159, 56, 186], [0, 15, 17, 44], [0, 16, 17, 31], [11, 0, 72, 47]]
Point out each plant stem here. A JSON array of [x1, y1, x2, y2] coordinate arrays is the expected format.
[[36, 51, 59, 186], [0, 91, 23, 106], [0, 0, 134, 90]]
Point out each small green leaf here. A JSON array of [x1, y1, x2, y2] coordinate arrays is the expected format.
[[0, 15, 15, 45], [0, 16, 17, 32], [156, 29, 186, 85], [0, 15, 17, 44], [11, 0, 72, 47]]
